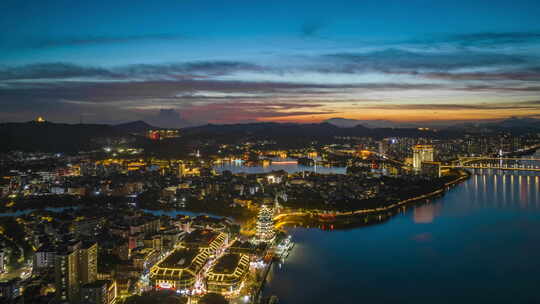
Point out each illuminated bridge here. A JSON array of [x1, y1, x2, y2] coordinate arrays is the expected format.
[[442, 157, 540, 172]]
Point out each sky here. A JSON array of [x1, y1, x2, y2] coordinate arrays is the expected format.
[[1, 0, 540, 127]]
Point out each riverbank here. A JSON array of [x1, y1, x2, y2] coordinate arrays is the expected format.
[[263, 169, 540, 304], [274, 169, 471, 228]]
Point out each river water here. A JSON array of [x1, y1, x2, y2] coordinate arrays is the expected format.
[[264, 160, 540, 303]]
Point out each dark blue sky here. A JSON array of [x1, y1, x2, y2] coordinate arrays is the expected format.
[[1, 0, 540, 126]]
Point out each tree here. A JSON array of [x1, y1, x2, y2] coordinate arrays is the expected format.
[[124, 291, 187, 304], [199, 293, 229, 304]]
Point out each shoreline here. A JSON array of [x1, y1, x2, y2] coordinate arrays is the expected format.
[[274, 170, 471, 227]]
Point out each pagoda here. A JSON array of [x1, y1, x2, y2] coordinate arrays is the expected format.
[[255, 204, 275, 244]]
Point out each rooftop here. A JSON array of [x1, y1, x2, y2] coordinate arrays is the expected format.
[[183, 229, 218, 246], [159, 248, 199, 269], [211, 253, 241, 275]]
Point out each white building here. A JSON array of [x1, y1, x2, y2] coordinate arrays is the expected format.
[[34, 246, 56, 270], [412, 145, 434, 171]]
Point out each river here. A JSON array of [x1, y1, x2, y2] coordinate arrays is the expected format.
[[264, 157, 540, 303]]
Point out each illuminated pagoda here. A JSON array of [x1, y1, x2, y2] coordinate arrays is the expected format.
[[255, 204, 275, 244]]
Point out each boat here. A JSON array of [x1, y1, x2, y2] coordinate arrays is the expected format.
[[274, 236, 294, 260]]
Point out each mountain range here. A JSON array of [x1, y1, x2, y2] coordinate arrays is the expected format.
[[1, 117, 539, 152]]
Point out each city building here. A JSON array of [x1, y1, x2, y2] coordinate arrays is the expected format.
[[55, 247, 80, 303], [80, 280, 116, 304], [149, 248, 208, 290], [255, 204, 275, 244], [182, 229, 228, 256], [0, 249, 5, 273], [421, 161, 441, 178], [147, 129, 180, 140], [55, 242, 98, 303], [206, 253, 250, 295], [79, 242, 98, 285], [34, 245, 56, 270], [412, 145, 434, 171], [0, 279, 21, 302]]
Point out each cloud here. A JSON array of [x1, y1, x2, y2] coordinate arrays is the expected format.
[[180, 101, 336, 123], [424, 69, 540, 81], [0, 63, 120, 81], [2, 29, 540, 124], [323, 48, 529, 73], [143, 108, 190, 128], [448, 32, 540, 46], [0, 61, 264, 83], [353, 101, 540, 111], [31, 34, 185, 48]]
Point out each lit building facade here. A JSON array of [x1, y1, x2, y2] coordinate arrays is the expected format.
[[181, 229, 228, 257], [0, 250, 5, 273], [150, 248, 208, 290], [255, 204, 275, 244], [147, 129, 180, 140], [79, 242, 98, 285], [55, 248, 80, 302], [206, 253, 250, 295], [54, 242, 98, 303], [412, 145, 434, 171]]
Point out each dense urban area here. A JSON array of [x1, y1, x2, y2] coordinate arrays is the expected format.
[[1, 117, 540, 304]]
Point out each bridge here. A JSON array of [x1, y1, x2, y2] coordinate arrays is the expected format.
[[442, 156, 540, 172]]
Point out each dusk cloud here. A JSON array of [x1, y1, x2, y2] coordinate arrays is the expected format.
[[30, 34, 185, 49], [2, 0, 540, 126]]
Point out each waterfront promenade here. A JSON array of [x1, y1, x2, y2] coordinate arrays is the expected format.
[[274, 170, 471, 226]]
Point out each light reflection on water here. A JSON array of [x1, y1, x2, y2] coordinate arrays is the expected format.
[[213, 158, 346, 174], [264, 158, 540, 304]]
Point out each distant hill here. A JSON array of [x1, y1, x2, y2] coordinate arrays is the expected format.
[[324, 117, 399, 128], [0, 121, 127, 153], [181, 121, 447, 147], [7, 118, 532, 153], [183, 122, 362, 139], [487, 117, 540, 129], [114, 120, 156, 134], [448, 117, 540, 133]]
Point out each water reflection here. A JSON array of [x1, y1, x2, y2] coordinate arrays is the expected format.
[[458, 169, 540, 210], [264, 166, 540, 304], [214, 158, 346, 174], [413, 203, 441, 224]]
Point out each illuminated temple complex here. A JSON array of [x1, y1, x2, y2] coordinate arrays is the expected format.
[[182, 229, 228, 256], [255, 204, 275, 244], [206, 253, 250, 295], [149, 229, 228, 291], [149, 248, 207, 290]]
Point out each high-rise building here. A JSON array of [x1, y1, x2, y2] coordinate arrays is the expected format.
[[55, 242, 98, 303], [412, 145, 434, 171], [379, 139, 390, 155], [55, 248, 80, 303], [255, 204, 275, 244], [33, 245, 56, 270], [0, 249, 5, 273], [79, 242, 98, 285]]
